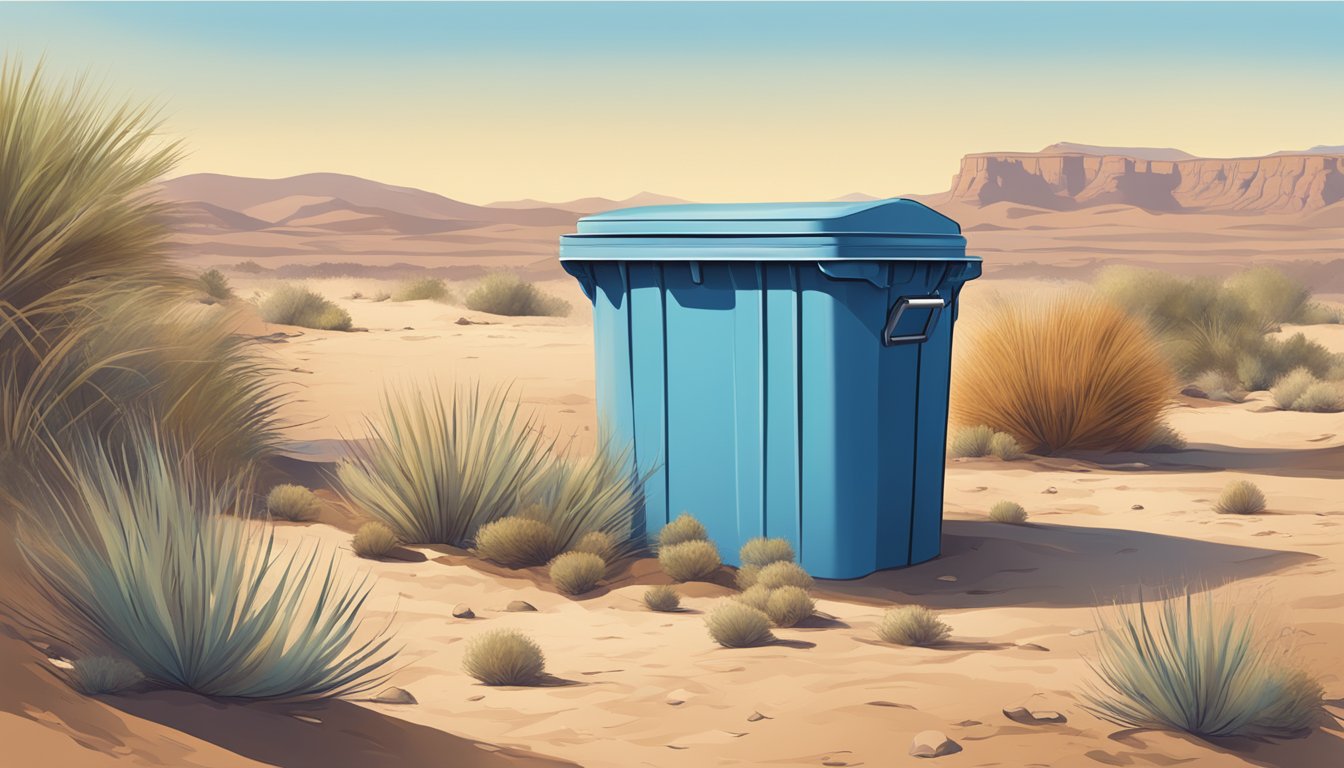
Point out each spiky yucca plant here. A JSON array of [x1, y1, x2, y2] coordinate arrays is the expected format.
[[17, 431, 397, 700], [527, 439, 647, 560]]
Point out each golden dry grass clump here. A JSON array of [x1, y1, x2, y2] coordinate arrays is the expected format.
[[947, 425, 995, 458], [465, 273, 570, 317], [352, 521, 400, 558], [988, 432, 1025, 460], [69, 656, 143, 695], [659, 539, 721, 582], [658, 512, 708, 548], [266, 484, 322, 522], [755, 561, 814, 591], [570, 530, 616, 562], [765, 586, 815, 628], [1215, 480, 1266, 515], [643, 584, 681, 612], [1273, 368, 1344, 412], [461, 629, 546, 686], [392, 277, 452, 303], [705, 602, 775, 648], [877, 606, 951, 647], [548, 551, 605, 595], [988, 500, 1028, 524], [258, 284, 352, 331], [734, 584, 773, 612], [1084, 591, 1324, 739], [739, 537, 794, 568], [474, 516, 561, 567], [951, 291, 1176, 453]]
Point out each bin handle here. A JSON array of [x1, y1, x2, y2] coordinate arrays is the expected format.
[[883, 296, 945, 346]]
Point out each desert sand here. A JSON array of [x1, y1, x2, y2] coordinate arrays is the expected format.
[[129, 275, 1337, 768]]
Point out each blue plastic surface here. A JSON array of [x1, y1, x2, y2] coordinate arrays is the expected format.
[[561, 199, 981, 579]]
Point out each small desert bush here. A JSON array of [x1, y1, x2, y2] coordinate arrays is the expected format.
[[526, 439, 648, 561], [659, 540, 721, 582], [658, 512, 708, 548], [1221, 267, 1312, 330], [1293, 381, 1344, 412], [643, 584, 681, 612], [951, 292, 1176, 453], [69, 656, 143, 695], [371, 290, 391, 302], [266, 484, 321, 522], [474, 516, 561, 567], [1297, 302, 1343, 325], [765, 586, 815, 628], [1083, 590, 1324, 739], [17, 432, 396, 699], [988, 432, 1025, 460], [233, 260, 265, 273], [735, 565, 761, 590], [947, 425, 995, 458], [198, 269, 234, 301], [549, 551, 605, 595], [877, 605, 951, 647], [352, 521, 400, 558], [462, 629, 545, 686], [258, 284, 352, 331], [1143, 423, 1187, 452], [734, 584, 773, 612], [570, 530, 616, 562], [1271, 367, 1317, 409], [1215, 480, 1266, 515], [465, 273, 570, 317], [755, 561, 814, 591], [739, 537, 794, 569], [705, 603, 775, 648], [1193, 370, 1244, 403], [393, 277, 452, 303], [988, 500, 1028, 524]]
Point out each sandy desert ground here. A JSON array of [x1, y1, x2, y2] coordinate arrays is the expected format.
[[98, 275, 1334, 768]]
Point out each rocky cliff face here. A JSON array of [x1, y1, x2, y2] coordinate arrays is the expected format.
[[946, 150, 1344, 214]]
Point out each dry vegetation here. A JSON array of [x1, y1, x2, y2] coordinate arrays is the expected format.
[[705, 602, 775, 648], [465, 272, 570, 317], [462, 629, 546, 686], [877, 605, 952, 647], [257, 283, 352, 330]]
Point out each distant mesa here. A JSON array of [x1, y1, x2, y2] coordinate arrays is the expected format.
[[1038, 142, 1197, 162], [1271, 144, 1344, 156]]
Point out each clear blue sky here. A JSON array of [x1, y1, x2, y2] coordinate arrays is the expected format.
[[2, 2, 1339, 202]]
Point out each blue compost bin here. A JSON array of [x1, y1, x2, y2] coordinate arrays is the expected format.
[[560, 199, 981, 579]]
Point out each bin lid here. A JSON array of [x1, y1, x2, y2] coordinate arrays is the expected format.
[[560, 198, 972, 262]]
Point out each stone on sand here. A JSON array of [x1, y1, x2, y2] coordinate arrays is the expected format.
[[452, 604, 475, 619], [371, 686, 417, 705], [909, 730, 960, 758], [506, 600, 537, 612]]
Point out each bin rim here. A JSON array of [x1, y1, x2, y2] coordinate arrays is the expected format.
[[567, 198, 962, 237]]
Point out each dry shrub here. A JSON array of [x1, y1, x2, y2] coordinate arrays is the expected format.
[[739, 537, 794, 569], [658, 512, 708, 548], [549, 551, 605, 595], [352, 521, 400, 558], [1272, 367, 1316, 409], [258, 284, 351, 331], [465, 273, 569, 317], [735, 565, 761, 590], [570, 530, 616, 562], [69, 656, 143, 695], [877, 606, 951, 647], [705, 603, 774, 648], [266, 484, 321, 522], [734, 584, 773, 612], [755, 561, 814, 591], [948, 425, 995, 458], [659, 540, 721, 582], [1194, 370, 1244, 403], [393, 277, 452, 303], [952, 291, 1176, 453], [198, 269, 234, 302], [462, 629, 545, 686], [988, 500, 1028, 524], [1215, 480, 1266, 515], [474, 516, 561, 567], [765, 586, 815, 628], [988, 432, 1025, 460], [1293, 381, 1344, 412], [643, 584, 681, 612], [1143, 423, 1187, 452], [1084, 590, 1324, 739]]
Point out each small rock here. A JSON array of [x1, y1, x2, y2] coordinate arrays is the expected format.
[[467, 694, 485, 701], [954, 719, 982, 727], [909, 730, 960, 758], [1003, 707, 1067, 725], [371, 686, 416, 705], [455, 317, 474, 325], [402, 326, 414, 330], [1044, 486, 1058, 494], [452, 604, 475, 619], [822, 762, 848, 767], [1018, 642, 1049, 652], [506, 600, 536, 612], [1068, 628, 1094, 637], [291, 714, 322, 724], [747, 711, 770, 722], [666, 688, 693, 705], [866, 700, 916, 709], [936, 575, 958, 582], [1131, 504, 1144, 510], [1181, 385, 1208, 399]]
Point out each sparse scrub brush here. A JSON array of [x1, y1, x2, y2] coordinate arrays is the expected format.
[[988, 432, 1025, 460], [1271, 368, 1316, 409], [951, 292, 1176, 453], [198, 269, 235, 302], [735, 565, 760, 590], [69, 657, 143, 695], [739, 537, 794, 569], [549, 551, 605, 595], [267, 484, 321, 522], [765, 586, 815, 628], [1292, 381, 1344, 413], [643, 584, 681, 612], [659, 540, 721, 582], [988, 500, 1028, 524], [1215, 480, 1266, 515], [393, 277, 452, 303], [462, 629, 545, 686], [877, 606, 951, 647], [658, 513, 708, 548], [474, 516, 561, 567], [1193, 370, 1243, 403], [1236, 354, 1273, 392], [1143, 423, 1187, 452], [258, 284, 351, 331], [1083, 590, 1324, 739], [570, 530, 616, 562], [948, 425, 995, 458], [705, 603, 775, 648], [734, 584, 773, 612], [352, 521, 400, 558], [465, 273, 570, 317], [527, 440, 648, 561], [1222, 267, 1311, 331], [755, 561, 814, 591]]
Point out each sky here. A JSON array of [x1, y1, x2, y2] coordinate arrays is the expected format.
[[1, 2, 1340, 204]]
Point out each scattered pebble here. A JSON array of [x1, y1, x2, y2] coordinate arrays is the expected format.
[[506, 600, 537, 612], [866, 700, 916, 709], [666, 689, 693, 706], [1044, 487, 1058, 494], [291, 714, 322, 724], [954, 719, 982, 727], [747, 711, 771, 722], [909, 730, 960, 758], [1003, 707, 1067, 725], [452, 604, 475, 619], [1017, 643, 1050, 652], [1130, 504, 1144, 510], [936, 575, 958, 582], [370, 686, 417, 705], [1068, 628, 1094, 637], [1181, 385, 1208, 399], [467, 694, 485, 701]]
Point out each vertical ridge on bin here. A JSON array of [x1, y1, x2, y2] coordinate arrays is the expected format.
[[905, 271, 926, 568], [757, 262, 768, 538], [794, 265, 804, 563], [628, 263, 669, 537], [728, 264, 764, 551], [763, 265, 800, 547], [660, 265, 671, 530], [910, 264, 954, 564]]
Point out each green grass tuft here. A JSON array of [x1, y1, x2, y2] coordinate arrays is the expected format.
[[988, 432, 1025, 460]]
